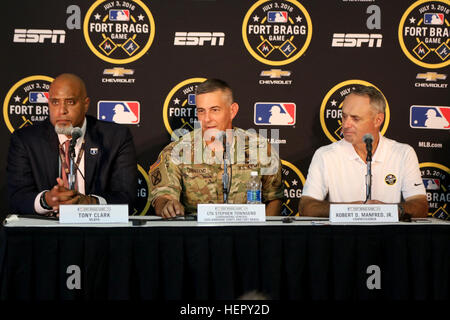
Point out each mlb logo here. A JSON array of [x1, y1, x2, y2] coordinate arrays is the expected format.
[[423, 178, 440, 190], [424, 13, 444, 25], [410, 105, 450, 129], [188, 94, 196, 106], [109, 9, 130, 21], [254, 103, 296, 126], [29, 91, 49, 103], [98, 101, 140, 124], [267, 11, 288, 23]]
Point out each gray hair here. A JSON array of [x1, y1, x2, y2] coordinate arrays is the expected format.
[[351, 85, 386, 114], [195, 78, 233, 105]]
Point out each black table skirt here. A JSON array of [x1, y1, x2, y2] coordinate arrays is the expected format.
[[0, 224, 449, 300]]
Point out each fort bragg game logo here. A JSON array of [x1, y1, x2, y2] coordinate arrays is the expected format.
[[420, 162, 450, 220], [320, 80, 390, 142], [398, 0, 450, 69], [242, 0, 313, 65], [163, 78, 206, 136], [83, 0, 155, 64], [3, 75, 53, 133], [281, 160, 305, 216]]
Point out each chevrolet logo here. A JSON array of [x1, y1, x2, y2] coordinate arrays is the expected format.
[[260, 69, 291, 79], [103, 67, 134, 77], [416, 72, 447, 82]]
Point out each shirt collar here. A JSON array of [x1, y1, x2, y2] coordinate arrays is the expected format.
[[372, 132, 385, 163], [341, 132, 384, 162], [57, 118, 87, 146]]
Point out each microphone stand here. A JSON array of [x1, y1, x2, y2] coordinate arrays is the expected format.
[[68, 141, 76, 190], [222, 140, 229, 204], [365, 145, 372, 203]]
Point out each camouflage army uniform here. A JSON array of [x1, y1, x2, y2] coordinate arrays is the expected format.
[[149, 127, 283, 214]]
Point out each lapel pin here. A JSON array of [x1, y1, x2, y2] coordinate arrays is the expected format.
[[90, 148, 98, 155]]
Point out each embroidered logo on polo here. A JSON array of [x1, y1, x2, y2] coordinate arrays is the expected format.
[[281, 160, 305, 216], [83, 0, 155, 64], [398, 0, 450, 69], [385, 174, 397, 185], [420, 162, 450, 220], [3, 75, 54, 133], [162, 78, 206, 136], [242, 0, 313, 65], [319, 79, 390, 143], [132, 164, 151, 215]]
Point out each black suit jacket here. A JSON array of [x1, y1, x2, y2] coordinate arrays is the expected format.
[[7, 115, 137, 214]]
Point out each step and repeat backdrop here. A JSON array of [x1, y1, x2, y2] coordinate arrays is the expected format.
[[1, 0, 449, 219]]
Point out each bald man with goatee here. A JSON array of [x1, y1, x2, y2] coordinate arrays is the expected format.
[[7, 73, 137, 216]]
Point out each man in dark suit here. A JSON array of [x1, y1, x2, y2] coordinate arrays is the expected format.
[[7, 73, 137, 215]]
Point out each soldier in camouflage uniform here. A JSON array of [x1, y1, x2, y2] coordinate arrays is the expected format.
[[149, 79, 283, 217]]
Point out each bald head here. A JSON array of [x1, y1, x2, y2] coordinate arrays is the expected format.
[[50, 73, 87, 98], [48, 73, 90, 136]]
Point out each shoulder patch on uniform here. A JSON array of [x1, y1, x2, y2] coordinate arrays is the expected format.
[[149, 154, 162, 172], [151, 168, 162, 186]]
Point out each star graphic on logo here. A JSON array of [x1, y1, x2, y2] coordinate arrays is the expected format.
[[292, 179, 298, 186], [331, 99, 337, 107], [138, 14, 145, 21], [296, 16, 302, 23], [253, 15, 260, 22], [173, 98, 180, 105], [409, 17, 416, 24], [14, 95, 21, 102], [94, 13, 101, 20]]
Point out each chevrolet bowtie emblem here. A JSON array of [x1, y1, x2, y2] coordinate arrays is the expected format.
[[260, 69, 291, 79], [416, 72, 447, 82], [103, 67, 135, 77]]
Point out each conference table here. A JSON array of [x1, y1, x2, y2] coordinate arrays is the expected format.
[[0, 215, 449, 301]]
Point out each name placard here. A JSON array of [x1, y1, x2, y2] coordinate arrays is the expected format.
[[59, 204, 129, 224], [330, 204, 399, 223], [197, 204, 266, 223]]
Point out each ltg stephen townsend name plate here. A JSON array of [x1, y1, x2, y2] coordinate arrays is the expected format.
[[197, 204, 266, 223]]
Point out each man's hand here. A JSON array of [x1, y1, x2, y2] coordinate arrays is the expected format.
[[154, 196, 185, 218], [45, 178, 98, 213]]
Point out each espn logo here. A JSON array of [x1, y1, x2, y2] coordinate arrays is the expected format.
[[174, 32, 225, 46], [332, 33, 382, 47], [13, 29, 66, 43]]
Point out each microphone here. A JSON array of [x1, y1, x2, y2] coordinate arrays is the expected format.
[[363, 133, 373, 155], [69, 127, 83, 157], [68, 127, 82, 190], [221, 130, 232, 204]]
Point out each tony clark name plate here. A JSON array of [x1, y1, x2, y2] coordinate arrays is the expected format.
[[59, 204, 128, 224]]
